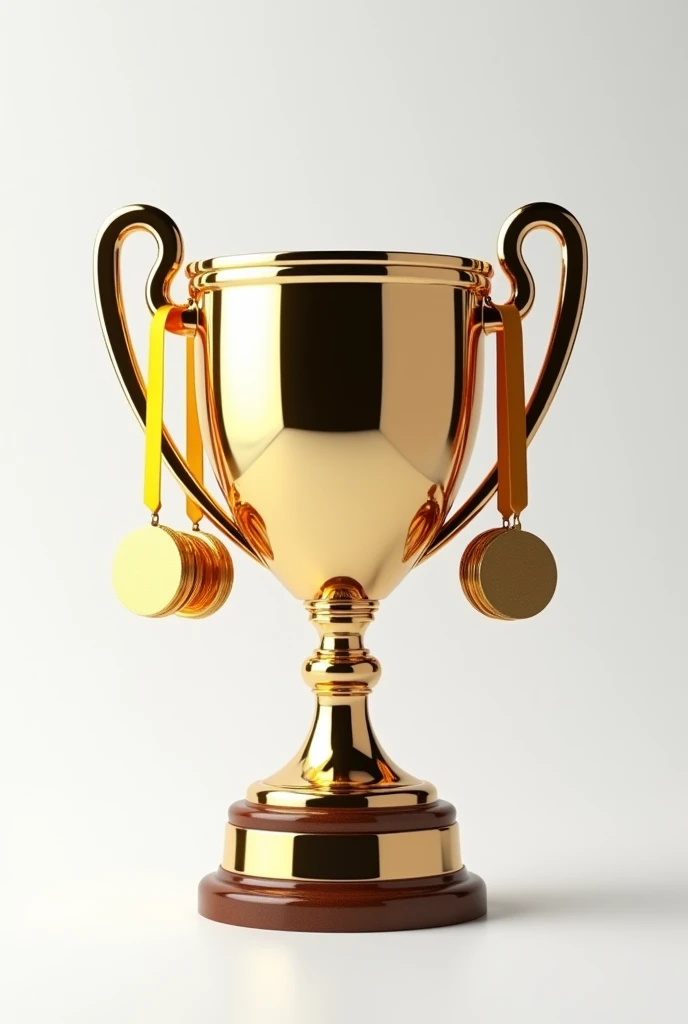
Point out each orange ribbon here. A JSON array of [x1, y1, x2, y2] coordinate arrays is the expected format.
[[494, 303, 528, 521]]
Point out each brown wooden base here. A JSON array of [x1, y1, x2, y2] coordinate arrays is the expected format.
[[198, 865, 486, 932], [198, 798, 486, 931], [198, 864, 487, 937]]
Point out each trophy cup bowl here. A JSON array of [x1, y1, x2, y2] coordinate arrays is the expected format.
[[187, 248, 491, 598], [95, 202, 587, 931]]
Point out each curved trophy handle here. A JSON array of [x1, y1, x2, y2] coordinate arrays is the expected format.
[[94, 204, 259, 562], [422, 201, 588, 561]]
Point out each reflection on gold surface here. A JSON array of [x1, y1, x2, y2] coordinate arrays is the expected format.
[[316, 576, 367, 601], [229, 486, 273, 561], [403, 486, 444, 563]]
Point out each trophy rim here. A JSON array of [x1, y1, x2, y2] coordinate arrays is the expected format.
[[186, 249, 493, 275]]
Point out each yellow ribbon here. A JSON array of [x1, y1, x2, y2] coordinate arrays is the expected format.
[[143, 305, 203, 523]]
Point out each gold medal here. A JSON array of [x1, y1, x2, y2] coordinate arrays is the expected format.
[[194, 532, 234, 615], [176, 531, 234, 619], [175, 530, 214, 617], [112, 524, 196, 617]]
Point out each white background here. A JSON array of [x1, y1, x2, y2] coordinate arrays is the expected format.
[[1, 1, 687, 1021]]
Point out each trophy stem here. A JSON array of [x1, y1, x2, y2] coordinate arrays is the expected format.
[[247, 584, 435, 806]]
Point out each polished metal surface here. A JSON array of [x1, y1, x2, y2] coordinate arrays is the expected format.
[[221, 822, 462, 881]]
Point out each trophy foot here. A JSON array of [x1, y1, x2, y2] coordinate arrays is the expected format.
[[198, 800, 486, 932]]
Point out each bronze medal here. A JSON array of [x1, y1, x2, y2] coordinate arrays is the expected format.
[[465, 527, 557, 620], [459, 303, 558, 620]]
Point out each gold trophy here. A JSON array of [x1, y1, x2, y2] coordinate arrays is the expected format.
[[95, 201, 587, 931]]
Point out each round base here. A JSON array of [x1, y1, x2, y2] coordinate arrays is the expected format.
[[198, 865, 486, 932]]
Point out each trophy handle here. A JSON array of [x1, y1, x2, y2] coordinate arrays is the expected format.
[[422, 201, 588, 561], [94, 204, 259, 562]]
